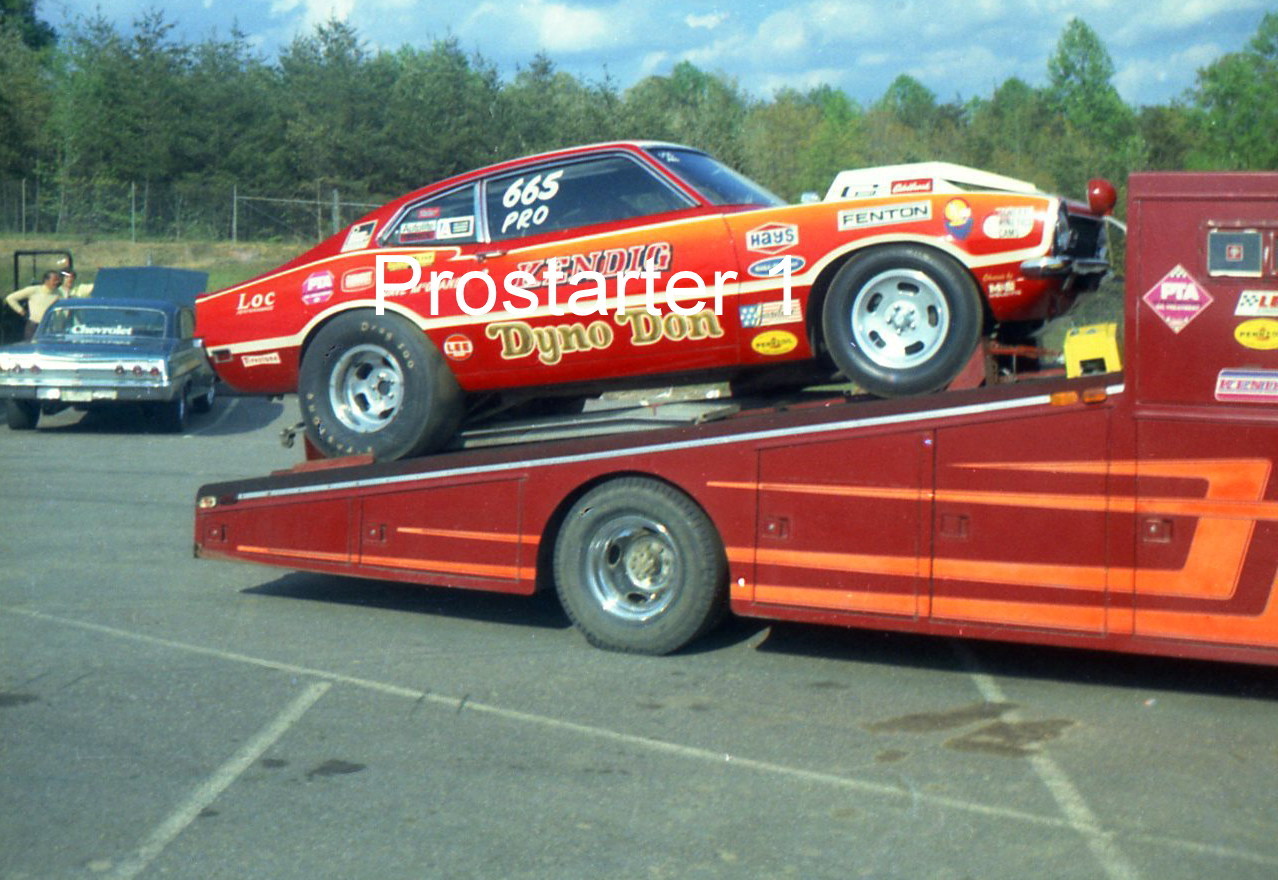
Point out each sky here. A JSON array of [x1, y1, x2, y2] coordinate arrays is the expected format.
[[37, 0, 1273, 107]]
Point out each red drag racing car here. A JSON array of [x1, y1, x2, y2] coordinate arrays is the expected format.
[[195, 141, 1114, 460]]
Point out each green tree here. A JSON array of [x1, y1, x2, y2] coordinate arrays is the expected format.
[[378, 38, 504, 191], [1188, 12, 1278, 169], [0, 0, 55, 50], [0, 21, 52, 176], [1044, 18, 1143, 192], [276, 19, 391, 192], [622, 62, 749, 167]]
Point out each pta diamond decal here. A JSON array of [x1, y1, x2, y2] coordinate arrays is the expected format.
[[1143, 264, 1213, 333]]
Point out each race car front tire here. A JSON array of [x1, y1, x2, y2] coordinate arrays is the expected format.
[[299, 311, 462, 461], [822, 246, 982, 397]]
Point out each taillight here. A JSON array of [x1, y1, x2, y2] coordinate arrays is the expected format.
[[115, 365, 125, 375], [1087, 178, 1117, 215], [149, 366, 161, 377]]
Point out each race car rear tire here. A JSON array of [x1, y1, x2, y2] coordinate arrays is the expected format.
[[553, 477, 728, 655], [299, 311, 462, 461], [6, 399, 39, 430], [821, 246, 982, 397]]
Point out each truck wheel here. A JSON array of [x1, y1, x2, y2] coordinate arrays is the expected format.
[[6, 399, 39, 430], [299, 311, 462, 461], [822, 246, 981, 397], [553, 478, 728, 655]]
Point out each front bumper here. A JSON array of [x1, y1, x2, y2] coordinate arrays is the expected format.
[[1019, 256, 1110, 278]]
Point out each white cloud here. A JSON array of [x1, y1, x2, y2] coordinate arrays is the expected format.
[[685, 11, 729, 30], [463, 0, 628, 54]]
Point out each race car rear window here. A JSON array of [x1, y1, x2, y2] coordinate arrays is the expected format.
[[485, 155, 694, 241], [384, 185, 478, 247], [648, 148, 784, 208]]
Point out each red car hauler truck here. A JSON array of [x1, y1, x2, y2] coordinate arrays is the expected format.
[[195, 172, 1278, 666]]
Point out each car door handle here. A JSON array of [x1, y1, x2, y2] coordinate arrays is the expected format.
[[476, 250, 507, 261]]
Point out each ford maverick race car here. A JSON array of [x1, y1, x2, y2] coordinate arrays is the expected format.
[[195, 141, 1114, 460]]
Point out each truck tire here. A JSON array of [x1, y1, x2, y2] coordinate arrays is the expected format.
[[822, 246, 982, 397], [299, 311, 462, 461], [6, 399, 39, 430], [553, 477, 728, 655]]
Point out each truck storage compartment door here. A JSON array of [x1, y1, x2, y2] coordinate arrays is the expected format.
[[357, 478, 532, 593], [931, 407, 1113, 634], [751, 430, 931, 619]]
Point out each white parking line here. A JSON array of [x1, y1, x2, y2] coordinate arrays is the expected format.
[[7, 606, 1276, 872], [106, 679, 331, 880], [954, 643, 1142, 880]]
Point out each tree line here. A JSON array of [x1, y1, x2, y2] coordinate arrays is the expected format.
[[1, 1, 1276, 240]]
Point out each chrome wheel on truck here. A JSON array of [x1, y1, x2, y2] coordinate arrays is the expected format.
[[554, 477, 728, 655]]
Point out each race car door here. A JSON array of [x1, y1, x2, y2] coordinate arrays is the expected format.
[[468, 151, 741, 386]]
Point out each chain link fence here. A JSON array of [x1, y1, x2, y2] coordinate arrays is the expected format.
[[0, 178, 385, 244]]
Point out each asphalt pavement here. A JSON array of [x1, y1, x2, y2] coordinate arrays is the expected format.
[[2, 395, 1276, 880]]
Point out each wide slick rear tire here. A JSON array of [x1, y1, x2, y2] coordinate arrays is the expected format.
[[299, 311, 462, 461], [822, 246, 982, 397], [553, 478, 728, 655]]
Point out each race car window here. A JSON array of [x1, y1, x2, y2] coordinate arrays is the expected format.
[[647, 147, 785, 207], [383, 185, 478, 247], [485, 155, 694, 241]]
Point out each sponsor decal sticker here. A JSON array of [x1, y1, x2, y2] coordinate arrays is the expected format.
[[1236, 290, 1278, 317], [944, 198, 973, 240], [341, 221, 376, 252], [746, 223, 799, 254], [751, 330, 798, 356], [487, 310, 724, 366], [1234, 318, 1278, 351], [739, 301, 803, 328], [1142, 264, 1213, 333], [891, 178, 932, 194], [443, 334, 474, 361], [437, 216, 475, 240], [242, 352, 282, 368], [235, 291, 276, 314], [301, 270, 335, 306], [342, 269, 375, 293], [838, 201, 932, 231], [982, 207, 1036, 240], [987, 279, 1019, 299], [748, 255, 805, 278], [1215, 369, 1278, 403]]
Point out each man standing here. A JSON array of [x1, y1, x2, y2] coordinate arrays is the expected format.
[[5, 270, 64, 341]]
